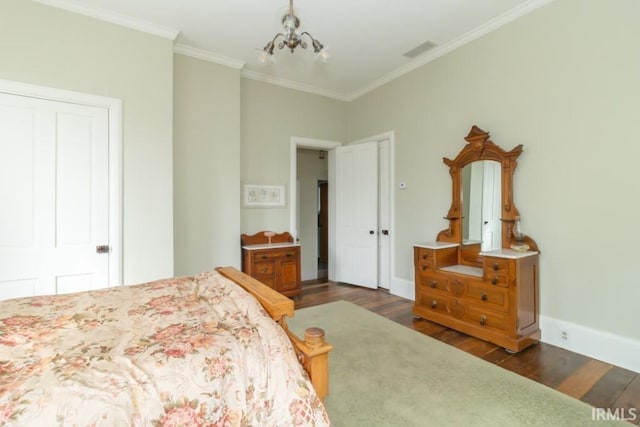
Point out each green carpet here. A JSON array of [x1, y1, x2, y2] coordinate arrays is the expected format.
[[288, 301, 629, 427]]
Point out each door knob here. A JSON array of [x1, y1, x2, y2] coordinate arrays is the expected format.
[[369, 230, 375, 235], [381, 229, 389, 235], [96, 245, 111, 254]]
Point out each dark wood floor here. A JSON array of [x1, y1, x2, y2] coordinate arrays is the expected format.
[[296, 280, 640, 425]]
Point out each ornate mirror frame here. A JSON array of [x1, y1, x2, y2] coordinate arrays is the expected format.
[[437, 125, 538, 265]]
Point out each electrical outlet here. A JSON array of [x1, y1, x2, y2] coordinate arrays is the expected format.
[[560, 331, 569, 342]]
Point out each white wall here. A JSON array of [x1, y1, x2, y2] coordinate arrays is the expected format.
[[0, 0, 174, 284], [240, 79, 347, 234], [173, 54, 241, 275], [347, 0, 640, 365]]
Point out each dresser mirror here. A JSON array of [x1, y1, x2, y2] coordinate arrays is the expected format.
[[461, 160, 502, 252], [437, 125, 538, 266]]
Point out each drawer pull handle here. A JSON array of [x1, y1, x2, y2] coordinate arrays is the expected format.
[[430, 300, 437, 309], [261, 255, 268, 259], [481, 292, 487, 301], [430, 280, 437, 288], [422, 265, 428, 271], [261, 267, 269, 273], [493, 263, 499, 271], [422, 254, 428, 259], [285, 253, 292, 257], [491, 277, 498, 285], [480, 315, 487, 326]]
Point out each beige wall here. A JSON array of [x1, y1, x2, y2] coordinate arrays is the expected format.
[[240, 78, 347, 234], [0, 0, 174, 284], [297, 149, 328, 280], [347, 0, 640, 341], [173, 55, 241, 275]]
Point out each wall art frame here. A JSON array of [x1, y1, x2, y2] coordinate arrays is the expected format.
[[242, 184, 286, 207]]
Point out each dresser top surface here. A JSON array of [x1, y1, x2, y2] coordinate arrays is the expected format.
[[414, 241, 460, 249], [439, 264, 483, 277], [242, 242, 301, 250], [480, 248, 539, 259]]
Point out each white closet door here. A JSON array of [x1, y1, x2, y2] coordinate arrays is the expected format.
[[0, 92, 109, 300]]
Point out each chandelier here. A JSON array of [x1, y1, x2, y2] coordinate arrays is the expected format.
[[259, 0, 328, 63]]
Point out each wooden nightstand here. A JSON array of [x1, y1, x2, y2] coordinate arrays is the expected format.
[[241, 231, 301, 297]]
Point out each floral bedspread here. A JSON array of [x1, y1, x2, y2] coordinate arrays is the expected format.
[[0, 270, 330, 426]]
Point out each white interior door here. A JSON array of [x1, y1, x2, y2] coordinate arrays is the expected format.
[[335, 141, 378, 288], [0, 92, 110, 300]]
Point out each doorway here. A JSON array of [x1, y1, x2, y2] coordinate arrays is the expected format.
[[295, 147, 330, 281], [290, 133, 394, 289], [290, 138, 341, 281], [318, 181, 329, 279]]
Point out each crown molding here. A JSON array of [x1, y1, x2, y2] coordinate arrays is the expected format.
[[33, 0, 180, 40], [174, 44, 245, 70], [240, 70, 350, 102], [35, 0, 553, 102], [345, 0, 554, 101]]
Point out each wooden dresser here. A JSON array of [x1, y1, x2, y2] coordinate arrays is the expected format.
[[241, 231, 301, 297], [413, 243, 540, 352], [412, 125, 541, 352]]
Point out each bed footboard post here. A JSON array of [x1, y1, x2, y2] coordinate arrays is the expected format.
[[300, 327, 332, 401]]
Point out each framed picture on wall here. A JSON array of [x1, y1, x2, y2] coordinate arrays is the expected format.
[[243, 184, 286, 207]]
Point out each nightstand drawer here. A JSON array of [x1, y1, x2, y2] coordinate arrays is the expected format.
[[253, 249, 297, 260]]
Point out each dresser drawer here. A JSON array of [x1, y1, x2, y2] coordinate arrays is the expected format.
[[484, 257, 509, 275], [465, 304, 509, 333], [416, 273, 449, 294], [483, 258, 511, 287], [252, 249, 297, 260], [415, 248, 435, 271], [416, 290, 451, 317], [447, 277, 468, 298], [466, 282, 508, 311]]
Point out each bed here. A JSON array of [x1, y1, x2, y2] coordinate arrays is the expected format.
[[0, 267, 331, 426]]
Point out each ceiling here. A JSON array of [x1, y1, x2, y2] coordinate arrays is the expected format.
[[37, 0, 550, 100]]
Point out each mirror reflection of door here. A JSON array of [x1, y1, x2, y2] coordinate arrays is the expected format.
[[462, 160, 501, 251]]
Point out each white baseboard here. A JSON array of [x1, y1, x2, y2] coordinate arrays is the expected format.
[[389, 278, 639, 373], [390, 276, 415, 302], [539, 315, 640, 374]]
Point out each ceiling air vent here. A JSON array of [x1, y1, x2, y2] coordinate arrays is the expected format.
[[402, 40, 438, 59]]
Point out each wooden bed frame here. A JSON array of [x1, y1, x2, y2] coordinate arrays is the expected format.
[[216, 266, 332, 400]]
